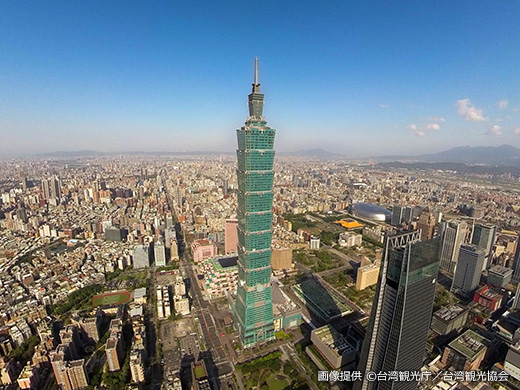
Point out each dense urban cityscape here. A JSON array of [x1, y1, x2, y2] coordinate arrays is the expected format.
[[1, 58, 520, 390]]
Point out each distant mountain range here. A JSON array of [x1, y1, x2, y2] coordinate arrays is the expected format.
[[375, 161, 520, 177], [376, 145, 520, 165]]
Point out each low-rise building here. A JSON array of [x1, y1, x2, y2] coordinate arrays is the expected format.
[[191, 239, 217, 263], [505, 341, 520, 381], [309, 325, 356, 370], [174, 297, 190, 316], [133, 287, 147, 305], [473, 285, 504, 311], [200, 255, 238, 298], [309, 236, 320, 250], [487, 265, 513, 287], [191, 360, 211, 390], [272, 283, 301, 331], [338, 232, 362, 248], [441, 330, 489, 371], [355, 263, 379, 291], [431, 305, 468, 335]]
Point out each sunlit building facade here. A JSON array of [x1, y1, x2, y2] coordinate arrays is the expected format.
[[234, 59, 276, 348]]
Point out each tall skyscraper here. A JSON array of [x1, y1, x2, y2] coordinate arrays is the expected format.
[[391, 205, 403, 226], [438, 220, 468, 274], [355, 230, 440, 390], [451, 244, 486, 298], [513, 284, 520, 310], [170, 239, 179, 262], [42, 175, 61, 202], [222, 178, 229, 196], [512, 233, 520, 283], [416, 208, 436, 241], [471, 223, 496, 270], [234, 58, 276, 348], [225, 218, 239, 254], [154, 242, 166, 267]]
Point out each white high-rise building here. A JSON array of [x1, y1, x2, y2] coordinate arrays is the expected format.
[[154, 242, 166, 267], [439, 220, 468, 274]]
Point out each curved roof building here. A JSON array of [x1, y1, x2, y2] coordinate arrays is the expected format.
[[350, 203, 391, 223]]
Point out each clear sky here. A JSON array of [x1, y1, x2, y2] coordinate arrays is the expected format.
[[1, 1, 520, 157]]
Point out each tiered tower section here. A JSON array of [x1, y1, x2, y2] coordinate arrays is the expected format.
[[234, 58, 276, 348]]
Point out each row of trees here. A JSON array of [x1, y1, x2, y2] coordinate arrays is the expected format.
[[8, 335, 40, 366], [48, 284, 103, 316], [238, 350, 282, 374]]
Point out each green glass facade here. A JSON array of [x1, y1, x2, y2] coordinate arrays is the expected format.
[[234, 59, 276, 348]]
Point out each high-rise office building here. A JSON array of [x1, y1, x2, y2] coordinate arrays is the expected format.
[[132, 245, 150, 269], [513, 233, 520, 283], [487, 265, 512, 287], [513, 284, 520, 310], [154, 242, 166, 267], [225, 218, 239, 254], [42, 175, 61, 203], [391, 205, 414, 226], [451, 244, 486, 298], [439, 220, 468, 274], [416, 208, 436, 241], [355, 230, 440, 390], [222, 178, 229, 196], [234, 58, 276, 348], [471, 223, 496, 270], [391, 205, 404, 226]]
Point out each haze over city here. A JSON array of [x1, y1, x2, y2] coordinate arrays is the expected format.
[[2, 1, 520, 158]]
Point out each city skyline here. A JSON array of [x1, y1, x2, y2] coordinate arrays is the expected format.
[[2, 1, 520, 158]]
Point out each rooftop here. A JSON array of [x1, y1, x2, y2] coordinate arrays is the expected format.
[[134, 287, 147, 299], [434, 305, 467, 322], [194, 239, 211, 246], [313, 325, 355, 357], [358, 264, 380, 273], [335, 220, 364, 229], [475, 285, 503, 300], [448, 330, 489, 361], [216, 255, 238, 269], [489, 265, 513, 277], [193, 362, 208, 380]]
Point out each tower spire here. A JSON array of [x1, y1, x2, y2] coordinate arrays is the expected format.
[[248, 57, 264, 118], [254, 57, 258, 85], [252, 57, 260, 93]]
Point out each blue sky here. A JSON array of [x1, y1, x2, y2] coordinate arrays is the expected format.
[[1, 1, 519, 157]]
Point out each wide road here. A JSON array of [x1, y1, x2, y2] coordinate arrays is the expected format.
[[182, 253, 227, 363]]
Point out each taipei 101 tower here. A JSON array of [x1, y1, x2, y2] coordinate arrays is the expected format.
[[234, 58, 276, 348]]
